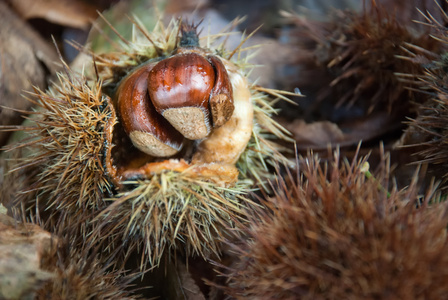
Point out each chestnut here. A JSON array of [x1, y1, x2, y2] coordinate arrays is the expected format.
[[116, 63, 185, 157], [116, 24, 234, 157], [207, 55, 234, 127], [148, 50, 234, 140], [147, 52, 215, 140]]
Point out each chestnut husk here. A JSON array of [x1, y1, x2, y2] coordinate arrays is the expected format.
[[3, 15, 292, 269]]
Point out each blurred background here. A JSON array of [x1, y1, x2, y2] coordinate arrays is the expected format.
[[0, 0, 363, 146], [1, 0, 446, 172]]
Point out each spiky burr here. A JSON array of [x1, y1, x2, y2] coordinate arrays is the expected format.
[[221, 149, 448, 299], [396, 0, 448, 188], [35, 234, 139, 300], [3, 13, 293, 269], [283, 1, 438, 121]]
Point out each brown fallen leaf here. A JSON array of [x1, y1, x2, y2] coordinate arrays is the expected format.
[[165, 259, 206, 300], [0, 1, 59, 147], [165, 0, 209, 13], [285, 119, 345, 149], [7, 0, 98, 30], [283, 112, 403, 150], [0, 213, 56, 300]]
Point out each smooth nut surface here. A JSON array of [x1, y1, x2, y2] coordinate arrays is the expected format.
[[148, 52, 215, 139], [116, 42, 237, 157], [116, 63, 184, 157]]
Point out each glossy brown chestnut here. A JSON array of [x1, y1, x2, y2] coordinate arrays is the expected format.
[[116, 63, 185, 157], [208, 55, 234, 127], [148, 52, 215, 140]]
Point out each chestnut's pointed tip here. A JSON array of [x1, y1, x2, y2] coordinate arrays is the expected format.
[[179, 22, 200, 48]]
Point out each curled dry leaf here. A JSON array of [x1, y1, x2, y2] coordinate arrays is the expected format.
[[0, 214, 56, 300], [283, 111, 402, 150], [284, 119, 344, 149], [165, 0, 209, 14], [7, 0, 98, 30], [0, 1, 59, 147], [165, 259, 206, 300]]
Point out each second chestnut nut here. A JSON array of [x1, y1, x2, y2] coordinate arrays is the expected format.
[[116, 27, 234, 157]]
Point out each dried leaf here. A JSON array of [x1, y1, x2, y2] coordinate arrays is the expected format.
[[0, 2, 59, 147], [8, 0, 98, 29], [166, 0, 208, 13], [0, 214, 56, 300], [284, 119, 345, 149], [165, 260, 206, 300], [284, 112, 402, 150]]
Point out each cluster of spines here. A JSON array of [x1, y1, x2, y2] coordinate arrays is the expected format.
[[6, 69, 113, 235], [396, 1, 448, 188], [220, 148, 448, 299], [0, 11, 303, 300], [91, 169, 254, 267], [35, 230, 139, 300], [85, 15, 295, 266], [1, 13, 296, 274], [285, 0, 438, 119]]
